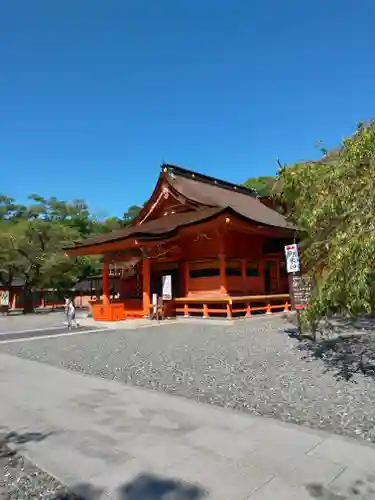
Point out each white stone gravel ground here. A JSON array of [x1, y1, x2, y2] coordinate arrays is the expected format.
[[1, 315, 375, 444], [0, 439, 82, 500]]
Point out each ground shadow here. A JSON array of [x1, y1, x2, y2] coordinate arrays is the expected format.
[[4, 430, 55, 445], [306, 472, 375, 499], [52, 474, 207, 500], [297, 334, 375, 381], [117, 473, 207, 500], [0, 430, 55, 459], [285, 314, 375, 336], [282, 314, 375, 381], [1, 431, 207, 500], [325, 316, 375, 334], [53, 484, 104, 500]]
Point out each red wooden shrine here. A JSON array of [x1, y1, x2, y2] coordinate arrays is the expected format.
[[65, 165, 295, 321]]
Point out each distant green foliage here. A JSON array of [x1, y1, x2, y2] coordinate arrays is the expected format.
[[274, 120, 375, 328], [0, 194, 142, 313], [243, 176, 276, 197], [123, 204, 143, 223]]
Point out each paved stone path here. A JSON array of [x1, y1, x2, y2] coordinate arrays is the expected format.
[[3, 315, 375, 443], [0, 311, 69, 333], [0, 310, 180, 334], [1, 353, 375, 499], [0, 325, 106, 343]]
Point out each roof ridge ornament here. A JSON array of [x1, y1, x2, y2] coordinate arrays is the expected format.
[[162, 165, 176, 180]]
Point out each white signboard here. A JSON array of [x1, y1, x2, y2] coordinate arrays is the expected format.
[[284, 244, 300, 273], [152, 293, 158, 314], [0, 291, 9, 306], [162, 274, 172, 300]]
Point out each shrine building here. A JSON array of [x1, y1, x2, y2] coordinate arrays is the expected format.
[[65, 165, 295, 321]]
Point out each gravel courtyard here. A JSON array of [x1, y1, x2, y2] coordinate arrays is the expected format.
[[1, 315, 375, 444]]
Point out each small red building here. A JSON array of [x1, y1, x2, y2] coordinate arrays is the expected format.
[[65, 165, 295, 321], [0, 279, 67, 311]]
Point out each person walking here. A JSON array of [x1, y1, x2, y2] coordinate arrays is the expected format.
[[65, 295, 79, 329]]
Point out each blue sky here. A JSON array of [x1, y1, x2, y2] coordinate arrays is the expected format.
[[1, 0, 375, 217]]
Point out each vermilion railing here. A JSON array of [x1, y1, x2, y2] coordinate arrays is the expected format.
[[174, 294, 290, 319]]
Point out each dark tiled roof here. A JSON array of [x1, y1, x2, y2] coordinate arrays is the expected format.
[[0, 278, 24, 287], [164, 164, 258, 197], [165, 165, 293, 229], [66, 207, 225, 250]]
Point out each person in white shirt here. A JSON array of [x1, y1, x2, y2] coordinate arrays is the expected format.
[[65, 295, 79, 329]]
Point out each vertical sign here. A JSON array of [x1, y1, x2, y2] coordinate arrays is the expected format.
[[0, 291, 9, 306], [290, 275, 312, 310], [284, 244, 300, 274], [284, 243, 312, 311], [162, 275, 172, 300]]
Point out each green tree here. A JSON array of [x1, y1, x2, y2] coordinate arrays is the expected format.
[[0, 194, 108, 312], [274, 120, 375, 329], [99, 216, 124, 233], [0, 196, 28, 292], [0, 193, 148, 312], [0, 195, 25, 221], [26, 195, 97, 236], [0, 222, 23, 291], [243, 176, 276, 196], [3, 217, 81, 312], [123, 204, 143, 224]]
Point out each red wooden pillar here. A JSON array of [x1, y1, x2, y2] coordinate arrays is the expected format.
[[203, 304, 209, 318], [102, 262, 110, 306], [219, 236, 227, 296], [142, 258, 151, 317], [226, 303, 232, 319], [241, 259, 247, 293], [219, 253, 227, 295], [181, 261, 189, 296], [9, 289, 16, 310], [276, 260, 281, 293], [259, 260, 266, 294]]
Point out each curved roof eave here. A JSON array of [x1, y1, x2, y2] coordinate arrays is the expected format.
[[64, 205, 295, 257]]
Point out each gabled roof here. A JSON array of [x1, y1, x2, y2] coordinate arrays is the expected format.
[[134, 164, 293, 230]]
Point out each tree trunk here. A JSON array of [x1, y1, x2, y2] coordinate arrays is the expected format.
[[22, 284, 34, 314]]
